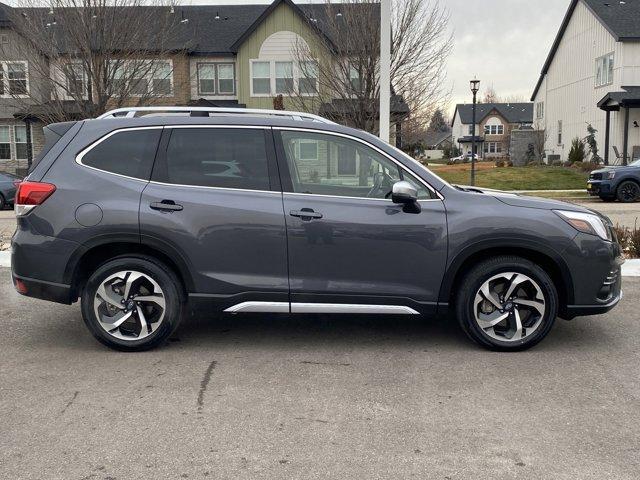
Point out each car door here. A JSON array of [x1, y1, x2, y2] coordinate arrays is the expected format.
[[275, 128, 448, 315], [140, 126, 289, 311]]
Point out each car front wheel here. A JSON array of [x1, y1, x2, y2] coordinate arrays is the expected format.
[[81, 255, 184, 351], [455, 256, 558, 351], [616, 180, 640, 203]]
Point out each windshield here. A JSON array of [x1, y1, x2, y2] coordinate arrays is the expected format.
[[387, 144, 453, 188]]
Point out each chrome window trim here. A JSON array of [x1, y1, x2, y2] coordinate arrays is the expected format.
[[275, 127, 444, 200], [283, 191, 441, 203], [148, 180, 279, 196], [75, 126, 163, 183]]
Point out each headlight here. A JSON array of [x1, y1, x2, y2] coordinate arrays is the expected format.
[[553, 210, 612, 241], [605, 171, 616, 180]]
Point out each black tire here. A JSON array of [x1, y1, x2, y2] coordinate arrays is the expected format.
[[81, 255, 185, 351], [616, 180, 640, 203], [0, 194, 5, 210], [599, 196, 616, 202], [455, 256, 558, 352]]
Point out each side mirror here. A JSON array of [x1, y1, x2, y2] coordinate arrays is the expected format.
[[391, 181, 418, 205]]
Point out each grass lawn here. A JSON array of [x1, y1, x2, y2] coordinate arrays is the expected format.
[[426, 163, 589, 191]]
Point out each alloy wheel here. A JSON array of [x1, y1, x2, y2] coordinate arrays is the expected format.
[[473, 272, 546, 343], [619, 182, 639, 202], [93, 270, 166, 341]]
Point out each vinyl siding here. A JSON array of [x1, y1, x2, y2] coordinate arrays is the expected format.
[[533, 0, 640, 163]]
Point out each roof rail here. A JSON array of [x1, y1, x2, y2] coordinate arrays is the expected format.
[[97, 106, 336, 124]]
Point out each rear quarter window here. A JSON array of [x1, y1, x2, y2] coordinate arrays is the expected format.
[[79, 128, 161, 180]]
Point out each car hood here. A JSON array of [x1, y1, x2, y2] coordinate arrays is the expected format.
[[591, 165, 639, 175], [454, 185, 593, 213]]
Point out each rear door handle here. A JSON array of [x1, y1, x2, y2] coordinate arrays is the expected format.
[[290, 209, 323, 220], [150, 200, 183, 212]]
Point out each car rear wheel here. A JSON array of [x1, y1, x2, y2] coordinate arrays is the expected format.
[[455, 256, 558, 351], [81, 255, 184, 351], [616, 180, 640, 203]]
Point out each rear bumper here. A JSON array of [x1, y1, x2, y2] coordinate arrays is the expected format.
[[12, 273, 73, 304]]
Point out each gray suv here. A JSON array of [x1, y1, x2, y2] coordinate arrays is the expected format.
[[11, 107, 623, 351]]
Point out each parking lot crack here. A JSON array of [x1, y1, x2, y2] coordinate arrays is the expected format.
[[197, 360, 217, 412], [60, 390, 79, 416]]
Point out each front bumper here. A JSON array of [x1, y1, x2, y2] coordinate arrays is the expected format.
[[586, 180, 614, 197]]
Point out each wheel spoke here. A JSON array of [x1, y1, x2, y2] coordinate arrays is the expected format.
[[99, 310, 133, 331], [97, 283, 123, 310], [504, 274, 527, 300], [136, 305, 151, 339], [123, 272, 146, 300], [134, 294, 165, 310], [511, 309, 524, 341], [513, 298, 545, 315], [477, 311, 509, 329], [480, 283, 502, 310]]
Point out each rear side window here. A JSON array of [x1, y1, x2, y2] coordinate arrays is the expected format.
[[80, 128, 161, 180], [159, 128, 270, 191]]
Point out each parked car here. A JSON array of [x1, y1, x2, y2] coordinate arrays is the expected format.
[[450, 153, 480, 164], [587, 159, 640, 202], [11, 107, 623, 352], [0, 171, 20, 209]]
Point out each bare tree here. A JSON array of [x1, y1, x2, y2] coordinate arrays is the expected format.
[[532, 120, 548, 163], [2, 0, 191, 123], [289, 0, 452, 139], [482, 85, 498, 103]]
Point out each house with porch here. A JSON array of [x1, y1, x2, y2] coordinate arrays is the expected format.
[[451, 102, 533, 159], [531, 0, 640, 165], [0, 0, 409, 175]]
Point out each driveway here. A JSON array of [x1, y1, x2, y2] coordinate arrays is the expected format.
[[0, 268, 638, 479]]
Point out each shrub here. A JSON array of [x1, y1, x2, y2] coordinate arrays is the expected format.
[[506, 160, 514, 167], [613, 224, 640, 258], [552, 160, 563, 167], [495, 160, 505, 168], [568, 137, 586, 164]]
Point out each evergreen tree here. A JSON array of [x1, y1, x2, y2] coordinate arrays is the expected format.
[[428, 109, 449, 132]]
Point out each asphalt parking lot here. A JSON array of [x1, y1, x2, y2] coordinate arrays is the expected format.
[[0, 268, 638, 479]]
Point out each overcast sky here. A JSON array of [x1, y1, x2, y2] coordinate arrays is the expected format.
[[446, 0, 568, 114]]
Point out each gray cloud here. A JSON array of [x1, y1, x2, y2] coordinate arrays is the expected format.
[[445, 0, 569, 113]]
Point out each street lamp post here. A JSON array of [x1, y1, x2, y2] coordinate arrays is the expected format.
[[470, 79, 480, 186]]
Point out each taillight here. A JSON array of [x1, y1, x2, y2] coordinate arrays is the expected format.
[[15, 181, 56, 216]]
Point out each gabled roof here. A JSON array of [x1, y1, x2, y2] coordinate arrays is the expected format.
[[0, 1, 367, 56], [531, 0, 640, 101], [425, 131, 452, 148], [452, 103, 533, 126]]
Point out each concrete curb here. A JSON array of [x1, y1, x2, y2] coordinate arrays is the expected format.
[[1, 251, 639, 276]]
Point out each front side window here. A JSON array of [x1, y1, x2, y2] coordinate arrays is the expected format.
[[0, 126, 10, 159], [14, 125, 28, 159], [252, 61, 271, 95], [80, 128, 161, 180], [161, 128, 270, 191], [280, 131, 432, 199], [595, 53, 614, 87]]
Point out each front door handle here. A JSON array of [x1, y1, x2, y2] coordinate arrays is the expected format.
[[290, 208, 323, 221], [150, 200, 183, 212]]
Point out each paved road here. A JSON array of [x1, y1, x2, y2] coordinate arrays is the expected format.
[[0, 269, 638, 479]]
